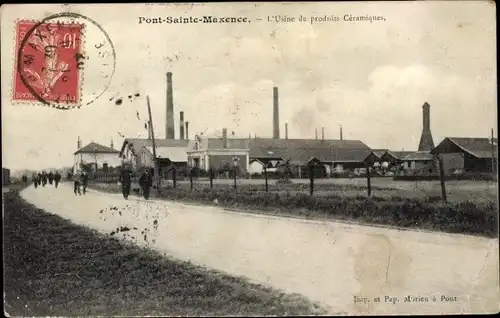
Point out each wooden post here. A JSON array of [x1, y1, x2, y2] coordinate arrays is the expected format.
[[366, 163, 372, 197], [209, 168, 213, 189], [438, 155, 447, 202], [146, 95, 160, 194], [309, 164, 314, 196], [233, 166, 237, 189], [264, 166, 268, 192], [190, 169, 193, 191], [172, 167, 177, 188]]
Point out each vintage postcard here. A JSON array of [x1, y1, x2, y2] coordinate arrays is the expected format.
[[1, 1, 498, 316]]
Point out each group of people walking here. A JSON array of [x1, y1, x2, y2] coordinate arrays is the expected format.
[[72, 170, 89, 195], [32, 171, 61, 188], [119, 168, 153, 200]]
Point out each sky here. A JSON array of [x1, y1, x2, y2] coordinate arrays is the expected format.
[[1, 1, 497, 172]]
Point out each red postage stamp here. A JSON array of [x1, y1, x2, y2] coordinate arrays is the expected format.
[[13, 20, 84, 105]]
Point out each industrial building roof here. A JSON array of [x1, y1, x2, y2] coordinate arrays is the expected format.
[[74, 142, 119, 155], [431, 137, 498, 159], [119, 138, 189, 157], [145, 146, 187, 162]]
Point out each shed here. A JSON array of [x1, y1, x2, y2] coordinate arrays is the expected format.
[[431, 137, 498, 173]]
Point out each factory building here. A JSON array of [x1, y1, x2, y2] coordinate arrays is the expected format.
[[118, 72, 190, 174], [186, 86, 372, 177]]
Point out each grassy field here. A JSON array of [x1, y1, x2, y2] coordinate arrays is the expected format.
[[91, 178, 498, 238], [3, 183, 326, 316], [152, 177, 497, 203]]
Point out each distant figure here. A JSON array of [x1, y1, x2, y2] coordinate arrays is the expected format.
[[22, 174, 28, 183], [54, 171, 61, 188], [32, 173, 39, 188], [73, 170, 82, 195], [139, 170, 153, 200], [41, 171, 47, 186], [81, 171, 89, 195], [119, 168, 133, 199], [48, 171, 54, 185]]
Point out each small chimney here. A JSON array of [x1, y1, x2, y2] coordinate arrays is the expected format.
[[222, 128, 228, 148], [315, 128, 318, 140], [110, 139, 114, 149], [322, 127, 325, 140], [340, 126, 343, 140], [77, 136, 81, 149], [285, 122, 288, 140], [180, 111, 185, 140], [185, 121, 189, 140], [273, 87, 280, 139]]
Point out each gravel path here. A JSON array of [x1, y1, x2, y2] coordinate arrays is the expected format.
[[20, 182, 499, 315]]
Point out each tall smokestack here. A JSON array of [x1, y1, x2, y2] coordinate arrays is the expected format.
[[418, 102, 435, 151], [166, 72, 175, 139], [322, 127, 325, 140], [77, 136, 81, 149], [180, 111, 185, 140], [222, 128, 228, 148], [185, 121, 189, 140], [340, 126, 343, 140], [285, 122, 288, 140], [273, 87, 280, 139], [315, 128, 318, 140]]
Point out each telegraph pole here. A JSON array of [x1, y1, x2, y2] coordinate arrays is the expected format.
[[147, 95, 160, 193]]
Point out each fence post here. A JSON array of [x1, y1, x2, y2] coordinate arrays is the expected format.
[[233, 167, 237, 189], [366, 163, 372, 197], [438, 155, 447, 202], [190, 169, 193, 191], [309, 164, 314, 195], [264, 166, 268, 192], [209, 168, 214, 189], [172, 167, 177, 188]]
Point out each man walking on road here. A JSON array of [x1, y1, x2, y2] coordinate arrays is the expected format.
[[48, 171, 54, 185], [139, 169, 153, 200], [119, 167, 133, 199], [32, 173, 39, 188], [73, 170, 82, 195], [54, 171, 61, 188], [81, 171, 89, 195], [41, 171, 47, 187]]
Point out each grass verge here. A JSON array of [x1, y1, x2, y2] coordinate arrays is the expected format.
[[90, 182, 498, 238], [3, 184, 326, 316]]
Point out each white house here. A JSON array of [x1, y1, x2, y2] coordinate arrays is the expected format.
[[119, 138, 189, 170], [74, 142, 121, 173], [137, 145, 188, 168]]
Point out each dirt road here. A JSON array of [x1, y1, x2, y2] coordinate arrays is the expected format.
[[20, 183, 499, 315]]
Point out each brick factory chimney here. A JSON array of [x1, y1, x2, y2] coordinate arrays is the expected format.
[[222, 128, 228, 148], [418, 102, 435, 151], [285, 122, 288, 140], [340, 126, 343, 141], [315, 128, 318, 140], [166, 72, 175, 139], [273, 87, 280, 139], [77, 136, 81, 149], [322, 127, 325, 140], [179, 111, 185, 140], [185, 121, 189, 140]]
